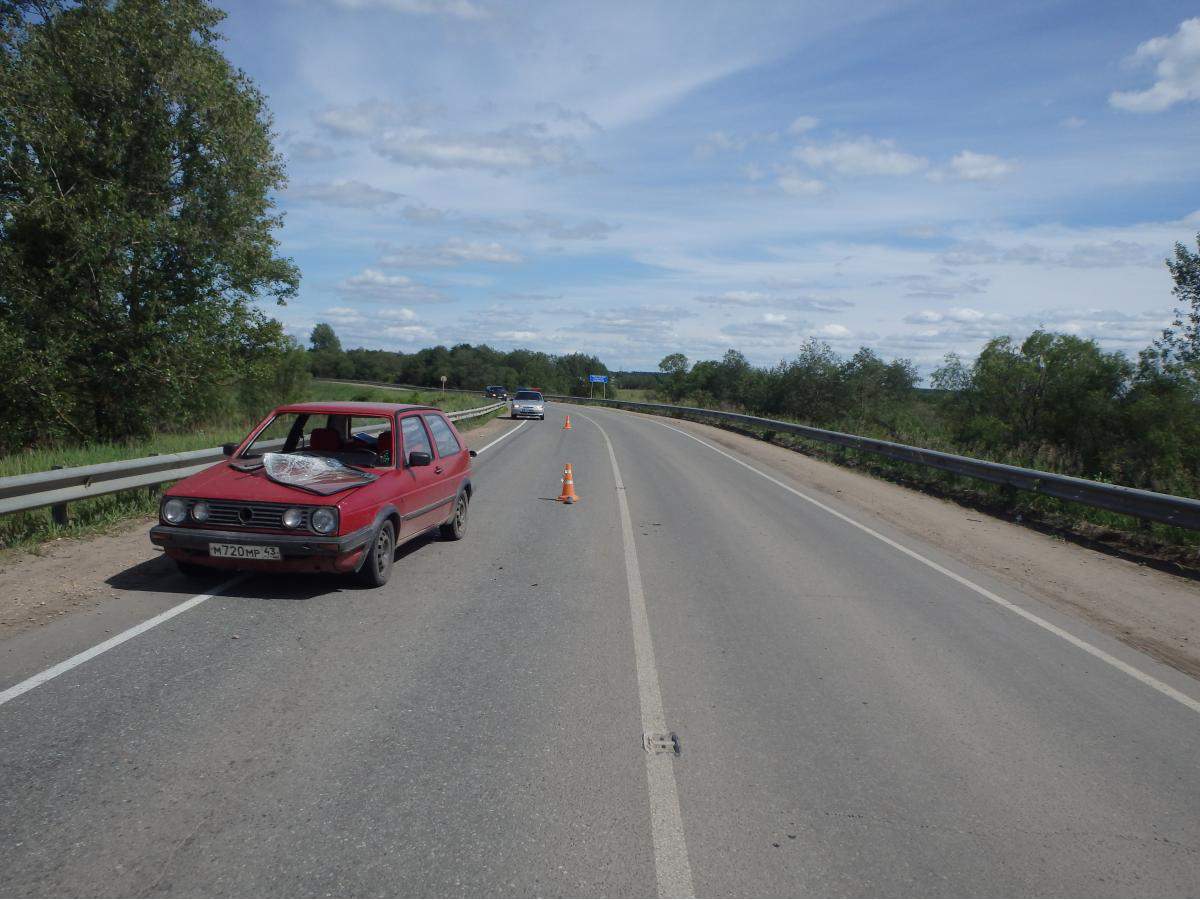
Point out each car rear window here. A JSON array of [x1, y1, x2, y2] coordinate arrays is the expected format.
[[424, 414, 461, 457], [400, 416, 433, 463]]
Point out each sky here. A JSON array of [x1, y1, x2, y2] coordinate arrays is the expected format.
[[217, 0, 1200, 374]]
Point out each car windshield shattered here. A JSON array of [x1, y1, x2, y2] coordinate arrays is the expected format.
[[260, 452, 377, 495]]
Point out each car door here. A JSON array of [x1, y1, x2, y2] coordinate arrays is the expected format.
[[422, 413, 469, 494], [397, 414, 453, 535]]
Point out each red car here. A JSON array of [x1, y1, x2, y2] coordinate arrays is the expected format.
[[150, 401, 475, 587]]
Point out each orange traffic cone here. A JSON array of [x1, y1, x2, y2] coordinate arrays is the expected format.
[[563, 415, 572, 430], [557, 463, 578, 504]]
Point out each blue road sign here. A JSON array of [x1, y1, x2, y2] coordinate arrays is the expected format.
[[588, 374, 609, 383]]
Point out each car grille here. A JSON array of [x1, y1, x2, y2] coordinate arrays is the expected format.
[[189, 500, 311, 532]]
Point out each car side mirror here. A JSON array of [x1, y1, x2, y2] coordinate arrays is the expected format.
[[469, 449, 478, 458], [221, 442, 238, 457], [408, 450, 432, 467]]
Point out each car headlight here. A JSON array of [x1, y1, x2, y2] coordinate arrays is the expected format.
[[191, 500, 210, 523], [282, 507, 304, 529], [162, 498, 188, 524], [310, 507, 337, 534]]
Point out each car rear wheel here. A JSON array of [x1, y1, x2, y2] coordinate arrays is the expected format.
[[440, 493, 469, 540], [358, 520, 395, 587]]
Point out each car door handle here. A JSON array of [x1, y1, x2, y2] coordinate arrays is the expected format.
[[434, 465, 444, 474]]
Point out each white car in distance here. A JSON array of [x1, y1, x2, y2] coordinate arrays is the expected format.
[[510, 390, 545, 420]]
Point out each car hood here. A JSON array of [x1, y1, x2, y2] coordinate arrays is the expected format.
[[170, 459, 367, 504]]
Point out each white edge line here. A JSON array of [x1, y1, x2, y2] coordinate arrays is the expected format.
[[0, 575, 245, 708], [474, 419, 528, 454], [578, 412, 695, 899], [653, 419, 1200, 717]]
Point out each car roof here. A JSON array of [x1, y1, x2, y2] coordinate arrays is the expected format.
[[275, 401, 442, 417]]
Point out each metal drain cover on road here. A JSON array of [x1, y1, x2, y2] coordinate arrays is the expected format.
[[643, 732, 680, 755]]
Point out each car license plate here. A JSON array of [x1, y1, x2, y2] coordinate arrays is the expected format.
[[209, 543, 281, 560]]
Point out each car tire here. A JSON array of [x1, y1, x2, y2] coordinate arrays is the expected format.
[[175, 560, 210, 579], [440, 492, 469, 541], [539, 415, 545, 420], [358, 520, 395, 587]]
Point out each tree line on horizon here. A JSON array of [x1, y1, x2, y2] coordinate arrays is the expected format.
[[305, 239, 1200, 501]]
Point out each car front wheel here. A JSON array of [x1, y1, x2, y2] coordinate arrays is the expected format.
[[358, 520, 395, 587], [440, 493, 469, 540]]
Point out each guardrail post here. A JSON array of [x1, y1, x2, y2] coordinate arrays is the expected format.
[[50, 466, 69, 526]]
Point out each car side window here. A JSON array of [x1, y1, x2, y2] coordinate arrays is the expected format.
[[424, 415, 461, 457], [400, 416, 433, 464]]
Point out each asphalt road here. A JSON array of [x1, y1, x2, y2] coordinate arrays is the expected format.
[[2, 406, 1199, 897]]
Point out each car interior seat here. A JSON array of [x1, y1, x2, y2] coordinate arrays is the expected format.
[[308, 427, 342, 452]]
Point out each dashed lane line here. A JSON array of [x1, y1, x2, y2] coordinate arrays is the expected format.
[[577, 412, 695, 898]]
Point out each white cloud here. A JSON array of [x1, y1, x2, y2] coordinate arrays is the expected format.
[[695, 129, 780, 158], [328, 0, 488, 20], [903, 307, 1008, 325], [742, 162, 767, 181], [793, 136, 928, 177], [289, 140, 342, 162], [289, 180, 401, 208], [398, 204, 614, 240], [816, 323, 851, 337], [879, 273, 990, 300], [938, 239, 1161, 269], [1110, 17, 1200, 112], [944, 150, 1015, 181], [316, 305, 433, 345], [372, 124, 587, 173], [314, 99, 407, 139], [721, 313, 808, 339], [379, 238, 523, 267], [787, 115, 820, 135], [776, 169, 827, 196], [338, 268, 450, 303], [1059, 116, 1087, 129], [695, 291, 853, 313], [695, 130, 748, 157]]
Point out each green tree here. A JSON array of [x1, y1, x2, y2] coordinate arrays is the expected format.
[[1151, 234, 1200, 383], [658, 353, 689, 401], [955, 331, 1131, 471], [0, 0, 299, 448], [309, 323, 342, 354]]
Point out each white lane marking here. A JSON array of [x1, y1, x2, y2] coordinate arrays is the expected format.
[[653, 419, 1200, 716], [474, 419, 527, 454], [0, 575, 245, 708], [579, 412, 695, 898]]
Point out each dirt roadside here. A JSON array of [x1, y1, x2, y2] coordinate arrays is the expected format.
[[651, 413, 1200, 680], [0, 414, 519, 643]]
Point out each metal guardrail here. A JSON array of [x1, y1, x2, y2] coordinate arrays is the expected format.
[[545, 395, 1200, 531], [0, 402, 505, 519]]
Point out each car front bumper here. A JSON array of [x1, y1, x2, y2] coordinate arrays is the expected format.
[[150, 523, 375, 573], [511, 408, 545, 418]]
